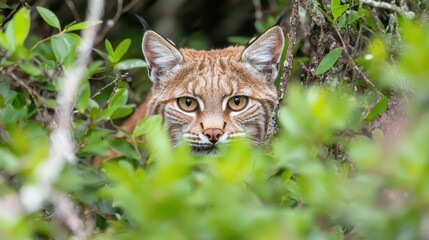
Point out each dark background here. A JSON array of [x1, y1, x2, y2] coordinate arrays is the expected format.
[[4, 0, 282, 50]]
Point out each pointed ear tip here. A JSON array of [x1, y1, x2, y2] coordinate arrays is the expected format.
[[143, 30, 160, 44], [270, 26, 284, 35], [143, 30, 157, 37]]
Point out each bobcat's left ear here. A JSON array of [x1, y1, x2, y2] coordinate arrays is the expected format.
[[241, 26, 284, 82], [142, 30, 183, 84]]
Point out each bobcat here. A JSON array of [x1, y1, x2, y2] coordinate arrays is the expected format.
[[121, 24, 285, 154]]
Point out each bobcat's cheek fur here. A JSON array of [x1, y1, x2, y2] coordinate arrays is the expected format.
[[140, 26, 284, 153]]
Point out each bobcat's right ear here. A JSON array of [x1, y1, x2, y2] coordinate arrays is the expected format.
[[241, 26, 284, 82], [142, 30, 183, 83]]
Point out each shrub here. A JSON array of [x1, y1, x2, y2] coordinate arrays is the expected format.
[[0, 2, 428, 239]]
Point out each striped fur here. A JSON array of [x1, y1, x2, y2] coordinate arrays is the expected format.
[[128, 26, 284, 153]]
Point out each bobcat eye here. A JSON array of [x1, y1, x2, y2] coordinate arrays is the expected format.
[[177, 97, 198, 112], [227, 96, 248, 111]]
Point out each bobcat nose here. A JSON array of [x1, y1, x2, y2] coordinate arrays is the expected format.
[[203, 128, 224, 143]]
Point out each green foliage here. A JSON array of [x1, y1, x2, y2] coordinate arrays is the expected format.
[[331, 0, 350, 21], [316, 47, 343, 75], [36, 7, 61, 30], [0, 3, 429, 240]]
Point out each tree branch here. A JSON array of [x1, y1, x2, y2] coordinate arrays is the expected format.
[[0, 1, 107, 239], [95, 0, 123, 44], [267, 0, 299, 139], [360, 0, 415, 19]]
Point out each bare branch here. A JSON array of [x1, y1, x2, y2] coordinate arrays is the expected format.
[[91, 73, 127, 99], [360, 0, 415, 19], [267, 0, 299, 139], [50, 193, 86, 239], [277, 0, 299, 103]]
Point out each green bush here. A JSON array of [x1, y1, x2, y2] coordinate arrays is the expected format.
[[1, 2, 428, 239]]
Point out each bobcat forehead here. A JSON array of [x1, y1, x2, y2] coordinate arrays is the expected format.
[[140, 25, 284, 153]]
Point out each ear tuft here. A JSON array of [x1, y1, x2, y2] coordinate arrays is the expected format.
[[241, 26, 285, 82], [142, 31, 182, 83], [135, 15, 151, 31]]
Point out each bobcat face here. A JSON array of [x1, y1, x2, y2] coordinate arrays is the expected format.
[[142, 26, 284, 153]]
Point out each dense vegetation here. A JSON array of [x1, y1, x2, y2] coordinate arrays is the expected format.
[[0, 0, 428, 239]]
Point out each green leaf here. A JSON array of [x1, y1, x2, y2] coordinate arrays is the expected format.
[[0, 32, 9, 50], [132, 115, 172, 160], [19, 62, 42, 76], [105, 39, 114, 59], [110, 106, 134, 119], [360, 6, 379, 32], [0, 3, 14, 9], [88, 99, 101, 119], [1, 104, 27, 124], [51, 35, 69, 63], [5, 26, 16, 53], [110, 138, 141, 160], [114, 59, 147, 71], [40, 97, 58, 108], [337, 14, 347, 29], [316, 48, 343, 75], [108, 88, 128, 109], [36, 6, 61, 29], [103, 89, 134, 119], [65, 20, 103, 32], [51, 33, 81, 64], [83, 60, 105, 81], [0, 83, 17, 106], [12, 7, 30, 46], [331, 0, 350, 21], [79, 129, 112, 155], [113, 39, 131, 63], [365, 95, 388, 120], [0, 149, 18, 172], [76, 79, 90, 113], [347, 10, 361, 25], [93, 48, 110, 62]]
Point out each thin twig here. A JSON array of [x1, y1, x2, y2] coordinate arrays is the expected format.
[[0, 1, 31, 29], [91, 73, 127, 99], [65, 0, 82, 22], [1, 5, 19, 29], [19, 0, 31, 8], [123, 0, 142, 12], [369, 7, 384, 33], [31, 35, 56, 52], [333, 25, 378, 91]]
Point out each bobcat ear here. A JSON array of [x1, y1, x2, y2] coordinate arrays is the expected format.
[[142, 30, 183, 83], [241, 26, 284, 82]]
